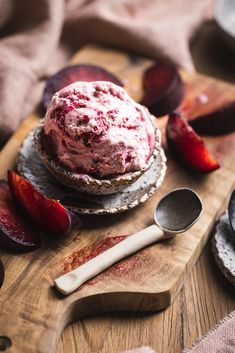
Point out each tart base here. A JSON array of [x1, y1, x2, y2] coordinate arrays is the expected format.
[[34, 121, 161, 195], [17, 130, 167, 215]]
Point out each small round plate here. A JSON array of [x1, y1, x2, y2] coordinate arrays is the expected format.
[[212, 212, 235, 286], [17, 130, 167, 215]]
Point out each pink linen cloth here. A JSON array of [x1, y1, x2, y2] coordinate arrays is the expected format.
[[0, 0, 213, 144]]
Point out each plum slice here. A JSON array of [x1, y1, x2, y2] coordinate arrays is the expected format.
[[189, 101, 235, 136], [8, 171, 79, 236], [0, 181, 41, 251], [228, 190, 235, 234], [140, 61, 184, 117], [166, 111, 220, 173], [42, 64, 123, 109], [0, 259, 4, 287]]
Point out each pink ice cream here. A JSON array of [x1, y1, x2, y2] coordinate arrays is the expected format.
[[44, 81, 156, 178]]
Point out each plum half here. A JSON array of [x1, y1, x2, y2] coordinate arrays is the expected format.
[[0, 180, 41, 251], [189, 101, 235, 136], [0, 259, 4, 287], [42, 64, 123, 110], [8, 171, 79, 236], [140, 61, 184, 117], [166, 111, 220, 173]]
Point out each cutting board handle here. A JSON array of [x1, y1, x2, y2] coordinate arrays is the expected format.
[[0, 304, 67, 353]]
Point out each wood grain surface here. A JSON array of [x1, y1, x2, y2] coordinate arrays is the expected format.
[[55, 243, 235, 353], [61, 25, 235, 353], [0, 45, 234, 353]]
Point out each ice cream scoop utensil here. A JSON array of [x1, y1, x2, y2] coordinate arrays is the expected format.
[[54, 188, 202, 295]]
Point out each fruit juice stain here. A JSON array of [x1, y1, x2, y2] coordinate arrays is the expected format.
[[61, 235, 146, 290]]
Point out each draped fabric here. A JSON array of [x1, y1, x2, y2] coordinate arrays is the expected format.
[[0, 0, 213, 144]]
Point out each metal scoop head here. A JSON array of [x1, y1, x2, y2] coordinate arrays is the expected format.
[[154, 188, 202, 234]]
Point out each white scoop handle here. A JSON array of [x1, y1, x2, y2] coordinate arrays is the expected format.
[[54, 224, 164, 295]]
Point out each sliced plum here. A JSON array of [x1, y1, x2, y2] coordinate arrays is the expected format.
[[189, 101, 235, 135], [166, 111, 220, 173], [8, 171, 80, 236], [42, 64, 123, 109], [0, 259, 4, 287], [0, 181, 41, 252], [228, 190, 235, 234], [140, 61, 184, 117]]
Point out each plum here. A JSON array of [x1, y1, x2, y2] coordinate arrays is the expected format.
[[189, 101, 235, 135], [42, 64, 123, 109], [140, 61, 184, 117], [8, 171, 80, 236], [228, 190, 235, 234], [0, 259, 4, 287], [166, 111, 220, 173], [0, 181, 41, 251]]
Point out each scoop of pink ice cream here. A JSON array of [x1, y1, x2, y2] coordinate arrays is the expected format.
[[43, 81, 157, 178]]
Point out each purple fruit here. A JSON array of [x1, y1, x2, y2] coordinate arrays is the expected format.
[[189, 101, 235, 135], [42, 64, 123, 110], [0, 259, 4, 287], [8, 171, 81, 237], [167, 111, 220, 173], [0, 181, 41, 252], [140, 61, 184, 117]]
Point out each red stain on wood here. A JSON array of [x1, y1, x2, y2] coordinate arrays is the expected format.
[[60, 235, 151, 288], [63, 236, 127, 273]]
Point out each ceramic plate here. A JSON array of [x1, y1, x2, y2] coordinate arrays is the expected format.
[[212, 211, 235, 286]]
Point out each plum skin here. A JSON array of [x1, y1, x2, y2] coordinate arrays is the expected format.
[[166, 111, 220, 173], [8, 171, 73, 237], [0, 180, 41, 252]]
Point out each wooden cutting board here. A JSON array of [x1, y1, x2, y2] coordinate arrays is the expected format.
[[0, 45, 234, 353]]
